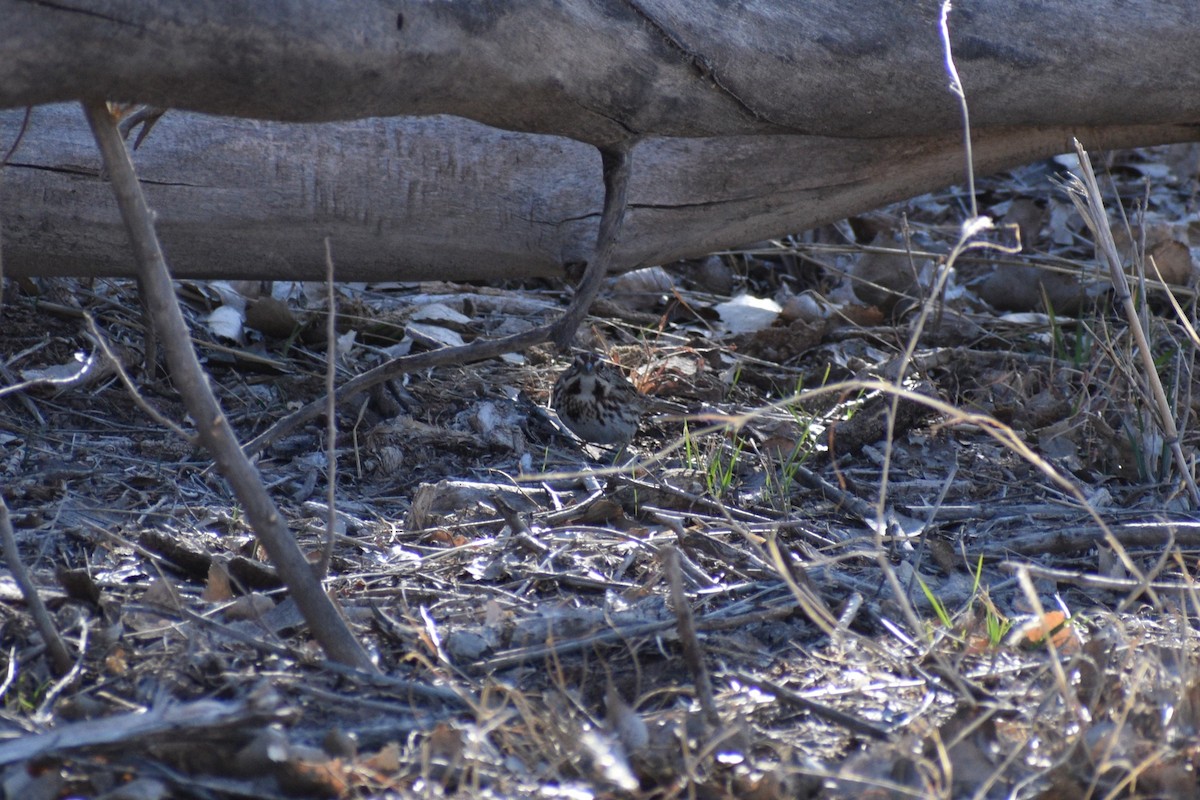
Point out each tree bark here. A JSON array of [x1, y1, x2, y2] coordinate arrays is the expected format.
[[3, 1, 1200, 281]]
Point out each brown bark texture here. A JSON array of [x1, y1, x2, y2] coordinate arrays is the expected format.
[[2, 1, 1200, 281]]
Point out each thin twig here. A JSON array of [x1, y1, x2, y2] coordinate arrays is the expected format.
[[725, 670, 891, 741], [1003, 561, 1200, 593], [664, 545, 720, 729], [244, 142, 638, 457], [939, 1, 977, 219], [872, 5, 1020, 659], [318, 237, 337, 579], [82, 310, 192, 440], [131, 603, 473, 706], [0, 495, 74, 676], [33, 620, 87, 723], [474, 594, 799, 673]]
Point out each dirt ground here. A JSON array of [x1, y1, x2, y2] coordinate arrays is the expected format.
[[2, 145, 1200, 798]]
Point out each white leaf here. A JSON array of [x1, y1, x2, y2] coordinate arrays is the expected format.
[[713, 293, 781, 333], [206, 305, 244, 343]]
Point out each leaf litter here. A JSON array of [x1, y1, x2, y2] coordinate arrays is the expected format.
[[1, 144, 1200, 797]]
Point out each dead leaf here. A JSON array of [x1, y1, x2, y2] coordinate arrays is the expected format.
[[141, 577, 183, 610], [245, 296, 298, 338], [362, 742, 402, 772], [714, 293, 782, 333], [104, 646, 129, 676], [202, 560, 234, 602], [1009, 610, 1080, 654], [223, 593, 275, 621]]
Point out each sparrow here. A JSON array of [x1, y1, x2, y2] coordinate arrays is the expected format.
[[550, 352, 644, 445]]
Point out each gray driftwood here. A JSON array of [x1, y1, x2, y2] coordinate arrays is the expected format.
[[3, 1, 1200, 281]]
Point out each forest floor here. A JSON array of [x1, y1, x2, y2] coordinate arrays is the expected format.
[[1, 144, 1200, 799]]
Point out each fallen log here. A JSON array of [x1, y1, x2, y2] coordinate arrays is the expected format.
[[2, 1, 1200, 280]]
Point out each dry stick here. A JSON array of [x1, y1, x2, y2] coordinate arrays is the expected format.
[[0, 352, 102, 399], [725, 671, 890, 741], [1066, 139, 1200, 506], [318, 237, 337, 579], [243, 144, 636, 458], [1004, 561, 1200, 593], [790, 462, 882, 537], [492, 493, 550, 556], [475, 597, 799, 673], [664, 545, 721, 730], [80, 100, 376, 671], [0, 496, 74, 676], [0, 695, 286, 769], [0, 106, 31, 167], [33, 624, 87, 723]]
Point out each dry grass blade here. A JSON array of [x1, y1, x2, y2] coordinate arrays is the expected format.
[[1064, 138, 1199, 505]]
